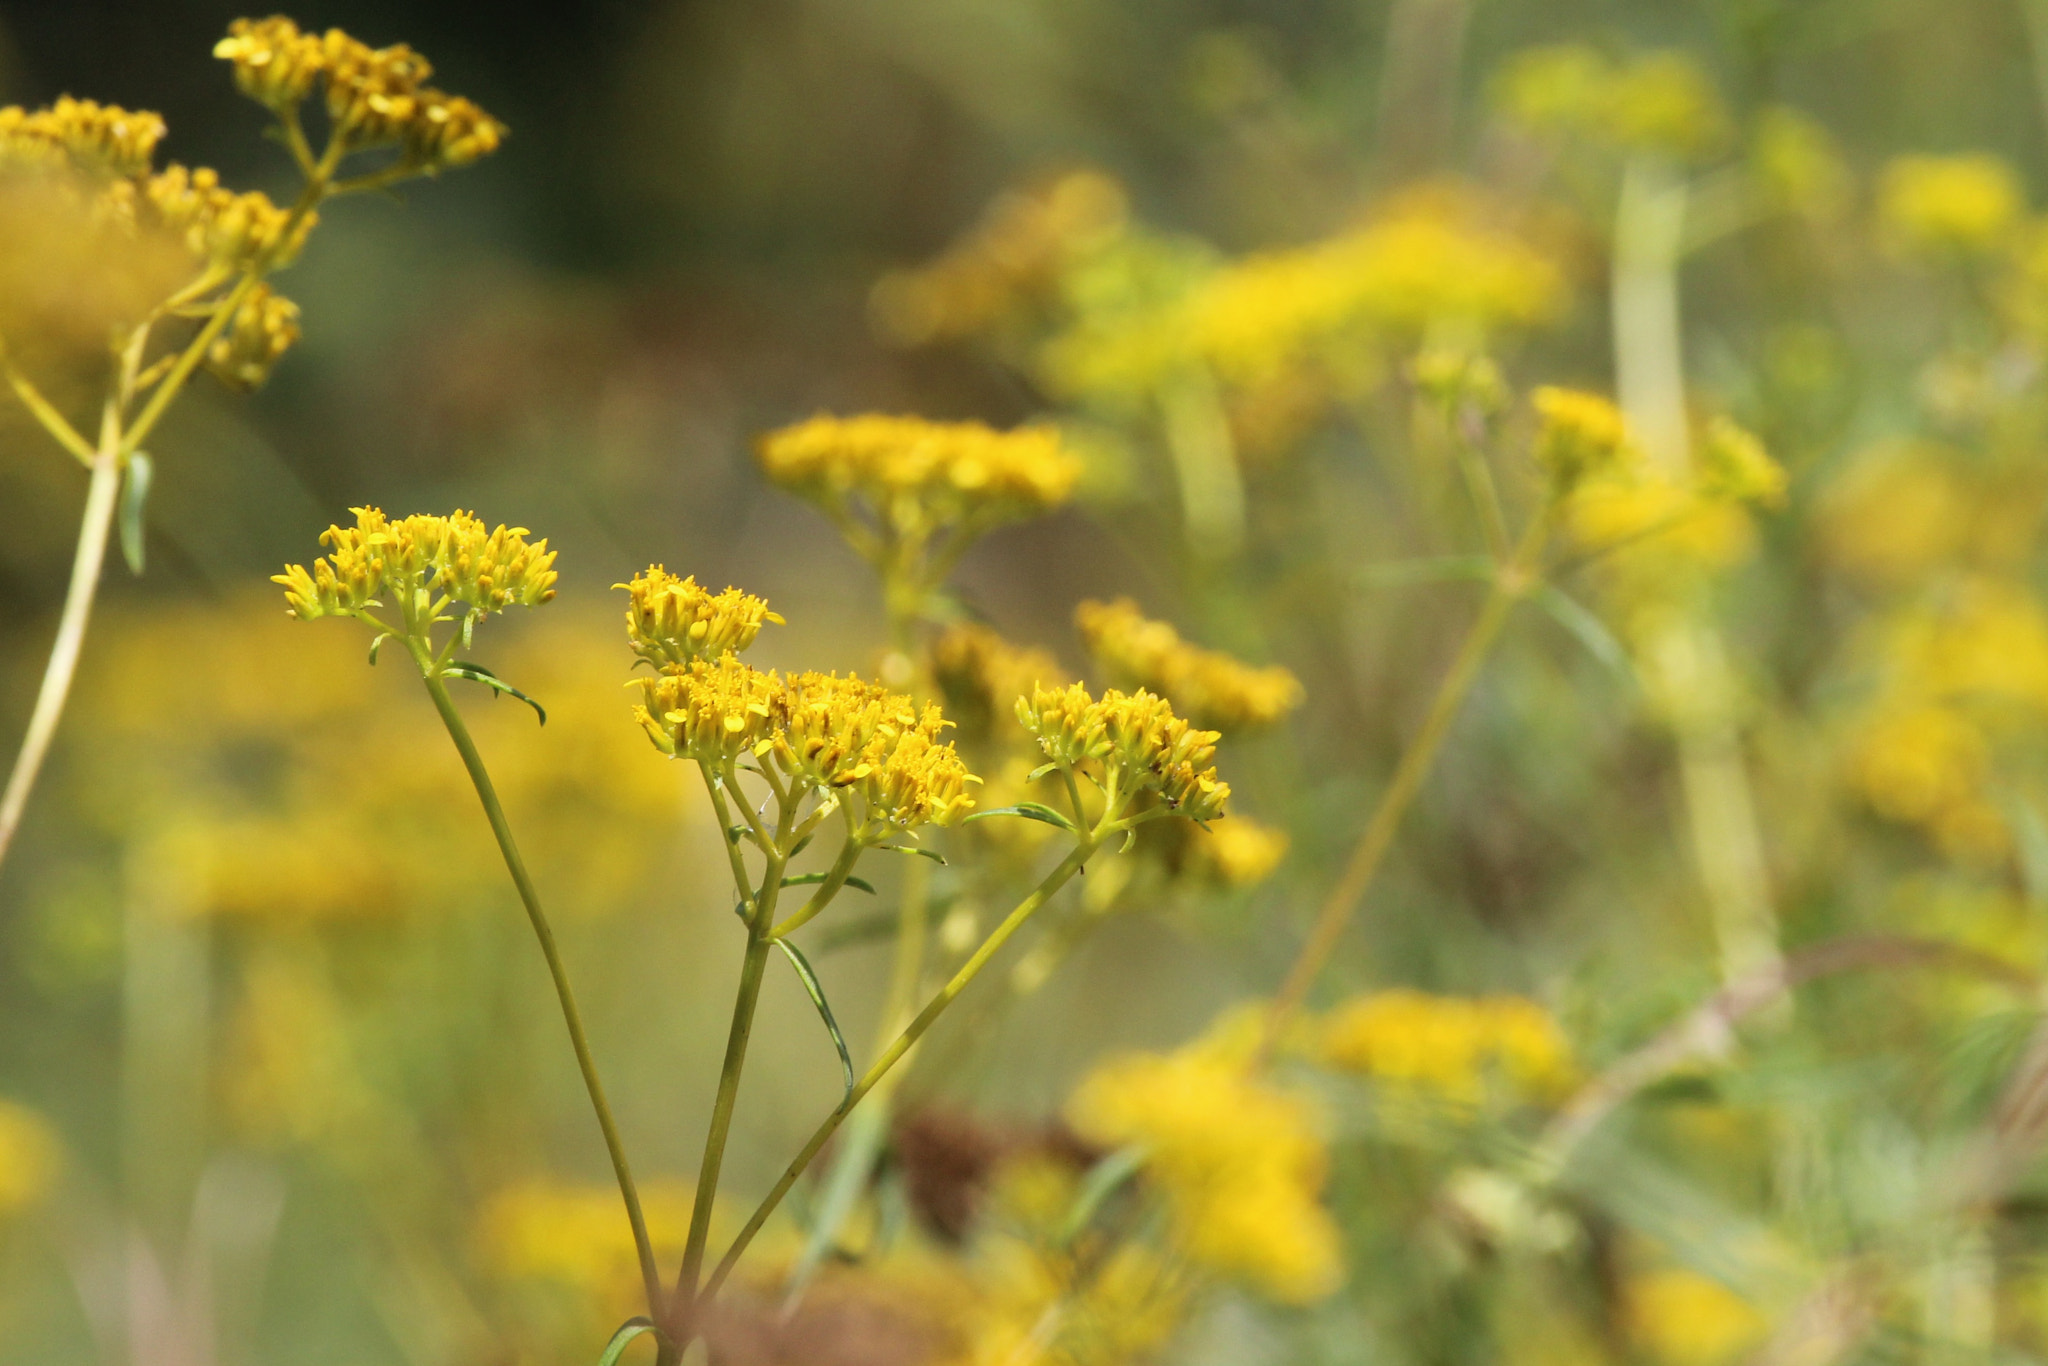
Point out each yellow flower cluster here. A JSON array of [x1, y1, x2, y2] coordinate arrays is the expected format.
[[1878, 153, 2024, 259], [273, 507, 560, 623], [0, 1100, 59, 1216], [954, 1234, 1185, 1366], [616, 565, 783, 670], [206, 282, 302, 390], [0, 98, 166, 178], [632, 642, 979, 832], [1531, 386, 1639, 491], [758, 414, 1081, 539], [140, 161, 314, 271], [870, 168, 1128, 347], [1494, 45, 1730, 162], [1074, 597, 1302, 730], [1015, 682, 1229, 823], [1625, 1267, 1766, 1366], [478, 1177, 696, 1298], [1318, 989, 1576, 1104], [1189, 814, 1290, 887], [1065, 1018, 1341, 1305], [215, 16, 506, 170]]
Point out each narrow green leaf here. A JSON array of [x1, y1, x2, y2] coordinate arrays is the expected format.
[[875, 844, 947, 865], [1026, 762, 1059, 783], [118, 452, 152, 575], [597, 1317, 663, 1366], [1056, 1146, 1148, 1248], [775, 938, 855, 1098], [965, 802, 1078, 834], [367, 632, 391, 666], [1355, 554, 1495, 590], [782, 872, 876, 894], [789, 831, 816, 859], [446, 662, 547, 725], [1530, 584, 1631, 679]]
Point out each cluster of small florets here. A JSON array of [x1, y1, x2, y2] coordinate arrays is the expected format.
[[1016, 682, 1229, 823], [757, 414, 1082, 536], [617, 566, 784, 671], [1317, 989, 1576, 1105], [1530, 386, 1639, 491], [1075, 598, 1303, 731], [207, 283, 302, 390], [0, 98, 166, 179], [215, 16, 506, 171], [141, 162, 313, 271], [273, 507, 558, 622]]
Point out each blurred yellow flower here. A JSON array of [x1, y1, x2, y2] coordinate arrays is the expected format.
[[1015, 682, 1229, 823], [1318, 989, 1575, 1104], [1065, 1015, 1341, 1304], [1190, 815, 1289, 887], [1848, 703, 2006, 860], [1075, 597, 1302, 731], [0, 1100, 59, 1216], [478, 1177, 695, 1300], [1626, 1268, 1766, 1366], [1494, 46, 1729, 162], [1878, 153, 2024, 258]]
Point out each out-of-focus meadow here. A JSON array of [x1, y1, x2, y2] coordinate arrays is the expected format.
[[16, 1, 2048, 1364]]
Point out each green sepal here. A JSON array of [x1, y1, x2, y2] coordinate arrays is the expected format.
[[775, 937, 856, 1098], [782, 871, 876, 894], [118, 451, 153, 575], [596, 1317, 666, 1366], [966, 802, 1077, 834], [445, 661, 547, 725]]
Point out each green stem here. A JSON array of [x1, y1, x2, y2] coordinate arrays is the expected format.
[[1, 356, 95, 464], [416, 663, 663, 1319], [703, 835, 1098, 1305], [772, 825, 866, 939], [1263, 508, 1550, 1047]]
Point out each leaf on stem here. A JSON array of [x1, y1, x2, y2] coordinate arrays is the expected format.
[[119, 452, 153, 576], [782, 871, 876, 894], [596, 1317, 665, 1366], [1530, 584, 1632, 679], [874, 844, 946, 865], [775, 938, 856, 1098], [966, 802, 1078, 834], [445, 661, 547, 725], [367, 632, 391, 666], [1055, 1145, 1147, 1249]]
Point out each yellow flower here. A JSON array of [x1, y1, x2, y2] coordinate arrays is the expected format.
[[1697, 416, 1787, 507], [1494, 46, 1728, 161], [213, 16, 328, 112], [772, 670, 978, 830], [1626, 1268, 1766, 1366], [0, 97, 166, 178], [1318, 989, 1576, 1103], [1848, 703, 2005, 859], [1816, 442, 1974, 586], [1075, 597, 1302, 730], [953, 1234, 1186, 1366], [206, 281, 302, 390], [1751, 107, 1851, 221], [143, 161, 315, 271], [273, 507, 559, 624], [633, 655, 782, 764], [758, 414, 1080, 543], [1190, 815, 1289, 887], [616, 565, 782, 670], [1015, 682, 1229, 823], [1878, 153, 2023, 258], [1531, 386, 1638, 490], [0, 1100, 60, 1216], [1065, 1016, 1342, 1305]]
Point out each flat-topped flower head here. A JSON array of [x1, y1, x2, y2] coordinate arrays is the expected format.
[[617, 566, 782, 670], [757, 414, 1080, 540], [1017, 682, 1229, 823], [215, 17, 506, 173], [143, 162, 313, 271], [632, 656, 781, 764], [0, 98, 166, 179], [1076, 598, 1302, 731], [272, 507, 557, 625], [1531, 386, 1638, 492], [770, 671, 977, 830]]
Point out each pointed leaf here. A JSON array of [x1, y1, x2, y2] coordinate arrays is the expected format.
[[966, 802, 1078, 834], [1026, 762, 1059, 783], [446, 661, 547, 725], [875, 844, 947, 865], [782, 872, 876, 894], [789, 831, 816, 859], [775, 938, 855, 1098], [119, 452, 152, 575], [1531, 584, 1631, 679], [367, 632, 391, 666], [597, 1317, 664, 1366], [1056, 1145, 1148, 1248]]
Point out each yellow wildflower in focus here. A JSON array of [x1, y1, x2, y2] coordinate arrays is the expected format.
[[633, 655, 782, 764], [1190, 815, 1289, 887], [872, 169, 1128, 347], [1878, 153, 2023, 258], [1531, 386, 1638, 490], [1318, 989, 1576, 1104], [1075, 597, 1302, 730], [1066, 1019, 1341, 1304], [616, 565, 782, 670], [772, 670, 979, 830], [272, 507, 559, 623], [1626, 1268, 1766, 1366], [213, 16, 327, 111], [1016, 682, 1229, 823], [0, 1100, 60, 1216]]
